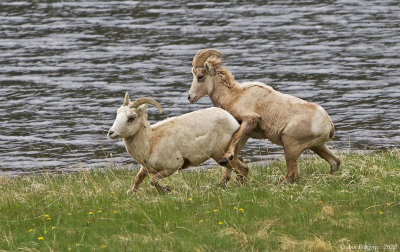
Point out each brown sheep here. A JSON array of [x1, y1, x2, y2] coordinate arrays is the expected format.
[[188, 49, 341, 182]]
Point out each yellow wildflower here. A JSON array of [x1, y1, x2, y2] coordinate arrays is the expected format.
[[218, 221, 223, 225], [68, 247, 72, 251], [47, 217, 51, 221], [38, 237, 44, 240], [51, 226, 55, 231], [213, 209, 218, 213], [101, 244, 107, 248], [188, 197, 192, 201], [379, 211, 384, 215], [28, 228, 33, 232], [239, 208, 244, 212], [387, 202, 391, 206], [233, 207, 238, 210], [88, 211, 93, 215], [204, 211, 209, 214], [98, 210, 102, 213], [44, 230, 47, 234], [76, 243, 80, 247], [44, 214, 49, 218], [113, 210, 118, 214], [199, 219, 204, 223], [67, 212, 72, 216]]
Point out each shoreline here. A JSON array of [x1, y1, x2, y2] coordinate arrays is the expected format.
[[0, 149, 381, 177]]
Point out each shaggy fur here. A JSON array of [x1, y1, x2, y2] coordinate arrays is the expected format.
[[188, 50, 340, 182]]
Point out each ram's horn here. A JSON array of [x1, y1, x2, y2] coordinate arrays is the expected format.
[[129, 97, 163, 114], [192, 48, 223, 68]]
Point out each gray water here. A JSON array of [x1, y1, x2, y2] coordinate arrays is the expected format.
[[1, 1, 399, 175]]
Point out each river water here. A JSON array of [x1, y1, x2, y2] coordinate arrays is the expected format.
[[1, 1, 399, 175]]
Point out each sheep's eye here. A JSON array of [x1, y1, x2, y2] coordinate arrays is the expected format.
[[127, 115, 136, 122], [197, 75, 205, 82]]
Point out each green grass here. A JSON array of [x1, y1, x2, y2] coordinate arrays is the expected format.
[[0, 150, 399, 251]]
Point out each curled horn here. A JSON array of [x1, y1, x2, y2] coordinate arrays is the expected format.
[[192, 48, 223, 68], [129, 97, 163, 114]]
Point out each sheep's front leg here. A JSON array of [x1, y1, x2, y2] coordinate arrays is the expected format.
[[219, 113, 260, 166], [127, 166, 148, 194], [150, 169, 176, 193]]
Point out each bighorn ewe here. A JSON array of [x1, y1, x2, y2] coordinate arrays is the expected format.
[[188, 49, 341, 182], [108, 92, 249, 193]]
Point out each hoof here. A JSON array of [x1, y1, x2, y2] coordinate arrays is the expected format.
[[217, 182, 228, 188], [278, 176, 290, 184], [158, 185, 171, 194], [126, 188, 137, 195], [235, 175, 247, 186], [218, 176, 230, 187], [279, 175, 299, 184], [330, 160, 341, 174], [164, 185, 171, 193], [236, 178, 247, 186], [218, 155, 233, 166], [218, 157, 229, 166]]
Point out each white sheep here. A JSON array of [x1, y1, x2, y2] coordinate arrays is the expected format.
[[188, 49, 341, 182], [108, 92, 249, 193]]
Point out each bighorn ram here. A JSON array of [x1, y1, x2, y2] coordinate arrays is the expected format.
[[188, 49, 341, 182], [108, 92, 249, 193]]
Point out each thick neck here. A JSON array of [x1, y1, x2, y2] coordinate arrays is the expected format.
[[123, 120, 152, 165], [209, 79, 238, 109]]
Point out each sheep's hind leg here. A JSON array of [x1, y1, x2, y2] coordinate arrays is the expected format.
[[218, 166, 232, 187], [232, 159, 249, 186], [281, 152, 301, 183], [127, 166, 148, 194], [310, 144, 341, 174], [150, 170, 175, 193], [281, 138, 304, 183], [218, 114, 260, 166]]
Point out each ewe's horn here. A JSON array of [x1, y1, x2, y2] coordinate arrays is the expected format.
[[123, 92, 130, 106], [192, 48, 223, 68], [129, 97, 163, 114]]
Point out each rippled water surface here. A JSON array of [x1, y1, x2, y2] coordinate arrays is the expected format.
[[1, 1, 399, 174]]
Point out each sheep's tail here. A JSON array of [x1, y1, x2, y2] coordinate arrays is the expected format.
[[327, 114, 335, 139], [329, 123, 335, 139]]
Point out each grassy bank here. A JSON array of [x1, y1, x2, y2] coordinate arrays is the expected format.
[[0, 150, 399, 251]]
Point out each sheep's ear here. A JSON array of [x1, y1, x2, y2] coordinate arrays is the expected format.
[[136, 104, 148, 115], [204, 62, 216, 76], [123, 92, 130, 106]]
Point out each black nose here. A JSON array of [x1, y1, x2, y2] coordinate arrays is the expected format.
[[187, 95, 190, 100], [108, 130, 114, 136]]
